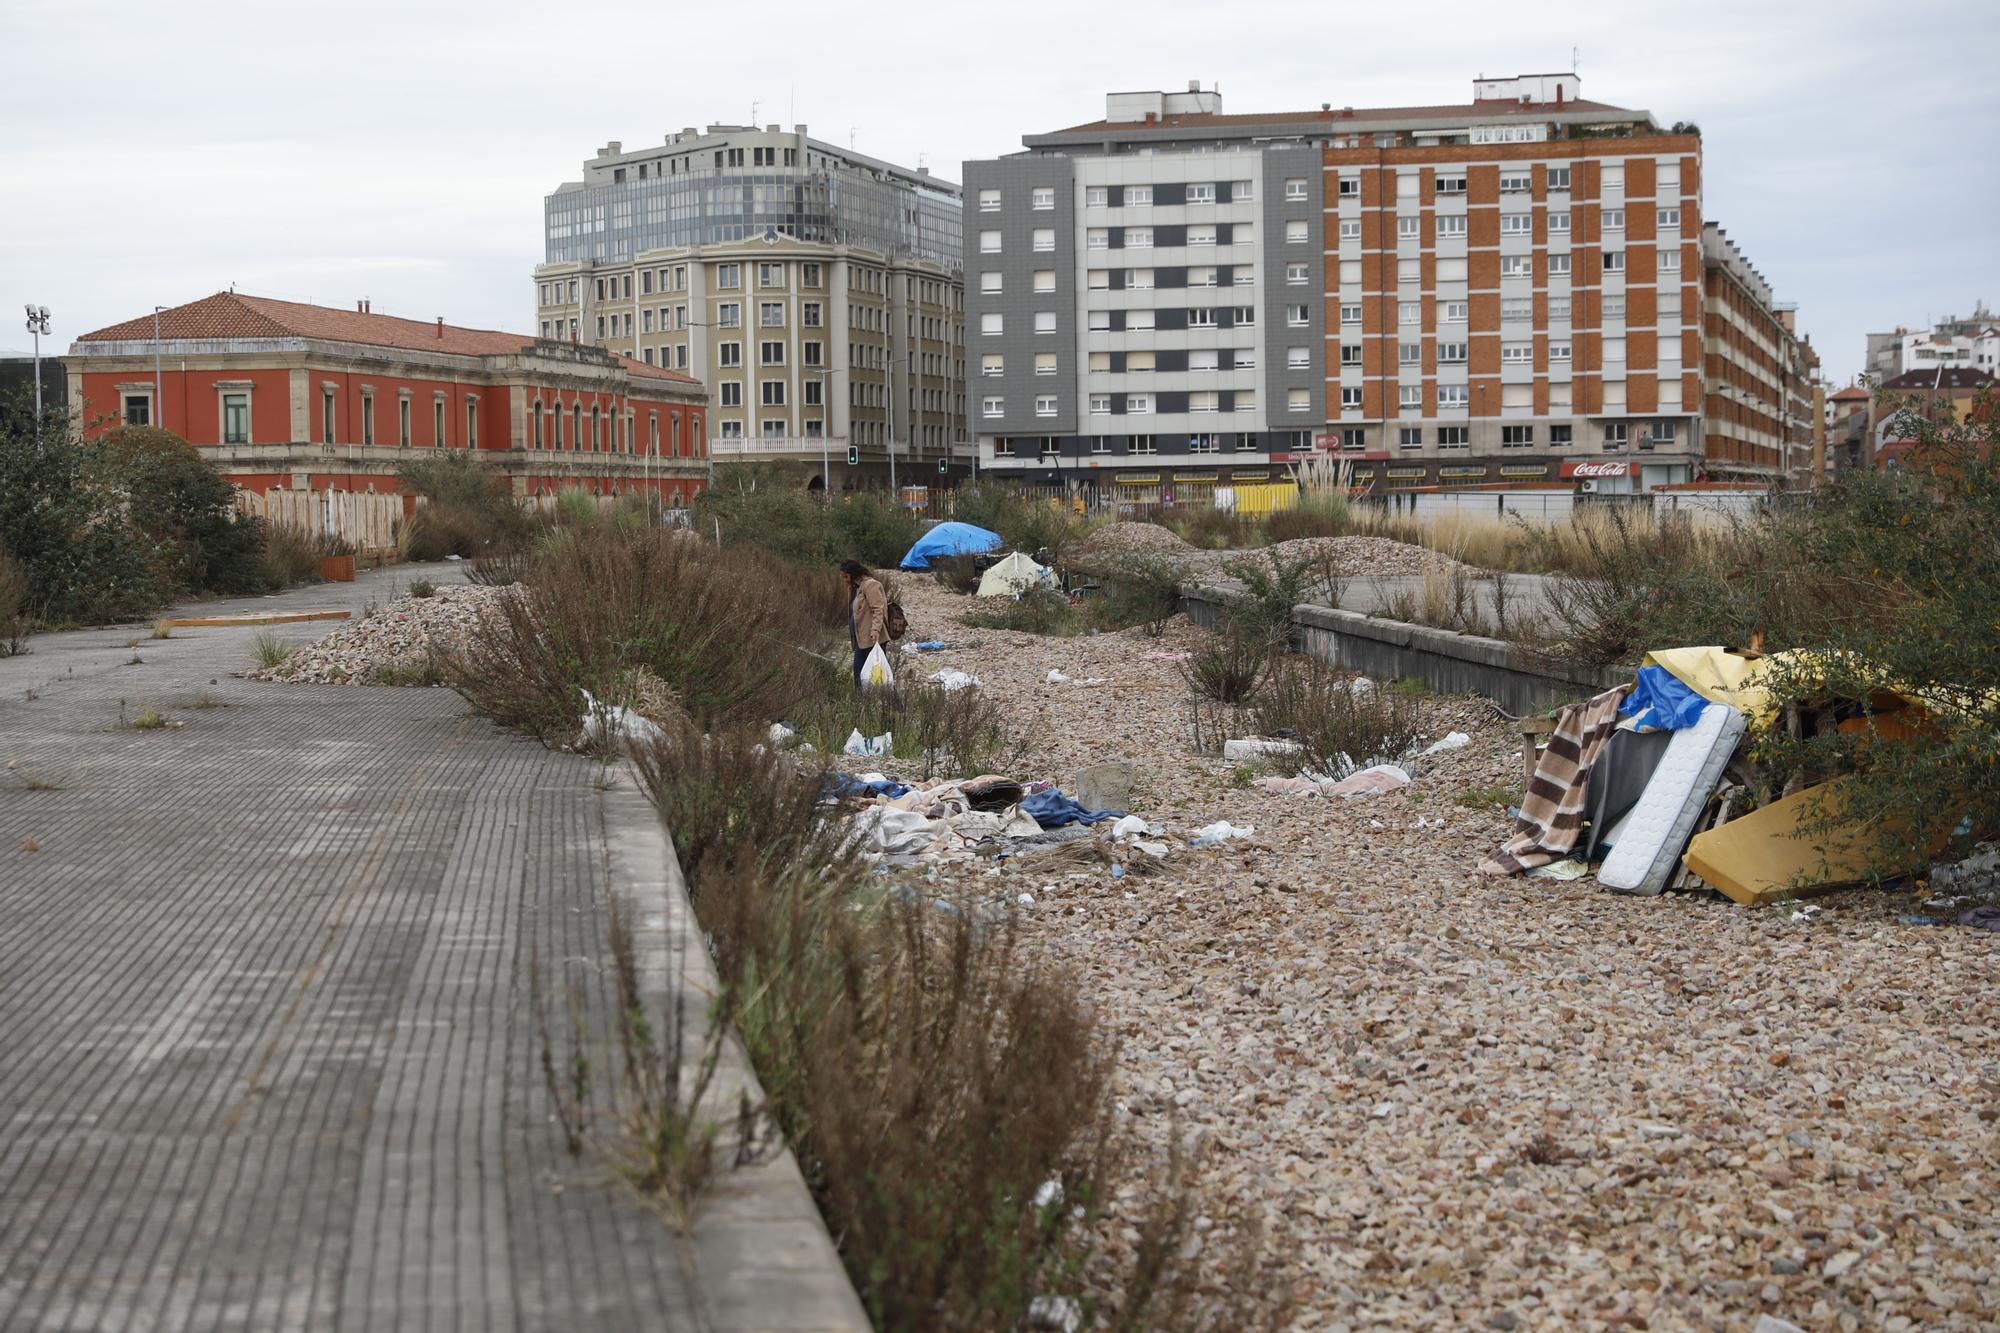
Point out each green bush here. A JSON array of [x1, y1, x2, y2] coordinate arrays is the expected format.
[[397, 452, 527, 560], [96, 425, 268, 595], [1249, 657, 1428, 776], [1092, 554, 1185, 636], [0, 392, 159, 623], [962, 586, 1081, 636], [1223, 550, 1317, 646], [951, 486, 1085, 566], [828, 491, 922, 569], [931, 554, 983, 594], [257, 524, 327, 589], [1180, 634, 1270, 703], [0, 548, 30, 656]]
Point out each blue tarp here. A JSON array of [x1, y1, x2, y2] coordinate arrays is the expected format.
[[1619, 664, 1709, 731], [1020, 787, 1125, 829], [899, 522, 1003, 570], [823, 772, 912, 801]]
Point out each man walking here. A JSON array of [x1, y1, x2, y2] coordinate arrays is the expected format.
[[840, 559, 887, 685]]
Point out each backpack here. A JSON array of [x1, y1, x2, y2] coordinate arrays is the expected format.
[[885, 600, 909, 641]]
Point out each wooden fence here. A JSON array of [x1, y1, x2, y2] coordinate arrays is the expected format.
[[235, 489, 411, 558]]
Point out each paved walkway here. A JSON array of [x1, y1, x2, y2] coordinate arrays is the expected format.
[[0, 564, 864, 1332]]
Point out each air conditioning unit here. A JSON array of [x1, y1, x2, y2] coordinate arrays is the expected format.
[[1577, 479, 1599, 494]]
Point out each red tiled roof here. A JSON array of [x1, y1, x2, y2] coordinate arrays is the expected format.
[[1829, 385, 1869, 402], [1044, 98, 1640, 136], [76, 292, 698, 384]]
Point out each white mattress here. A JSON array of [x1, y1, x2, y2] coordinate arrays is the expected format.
[[1597, 702, 1746, 896]]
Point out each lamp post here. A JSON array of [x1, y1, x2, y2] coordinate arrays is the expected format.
[[810, 366, 850, 499], [23, 305, 50, 421], [152, 305, 167, 427]]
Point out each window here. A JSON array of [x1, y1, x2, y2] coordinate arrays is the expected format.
[[1658, 207, 1681, 228], [719, 342, 742, 367], [1399, 342, 1421, 366], [1338, 387, 1361, 410], [1500, 172, 1530, 194], [1604, 295, 1626, 318], [1339, 220, 1361, 241], [1188, 307, 1216, 328], [1031, 186, 1054, 210], [1031, 395, 1054, 417], [1603, 164, 1625, 191], [802, 263, 822, 287], [1398, 216, 1419, 239], [1399, 426, 1423, 447], [719, 382, 742, 406], [804, 380, 823, 405], [1500, 342, 1533, 364], [1659, 250, 1681, 272], [1436, 174, 1466, 195], [760, 302, 784, 327], [1232, 306, 1255, 326], [1085, 186, 1107, 207], [1187, 266, 1216, 287], [1125, 227, 1152, 248], [320, 389, 334, 443], [760, 341, 785, 365], [1400, 385, 1422, 409], [1125, 268, 1154, 289], [1285, 220, 1308, 243], [1035, 352, 1057, 376], [1337, 177, 1359, 197], [1190, 393, 1219, 415], [1288, 347, 1310, 369], [716, 263, 740, 289], [220, 392, 249, 444], [1499, 255, 1530, 278], [1286, 304, 1308, 327], [1187, 224, 1217, 246], [1090, 394, 1110, 414], [1438, 385, 1469, 409], [1340, 344, 1361, 366], [1088, 269, 1110, 290], [1547, 166, 1571, 191], [1341, 303, 1362, 324], [1088, 310, 1112, 331], [758, 262, 784, 288], [1438, 215, 1467, 238], [1650, 420, 1678, 446], [1284, 178, 1307, 200], [360, 390, 375, 445], [1087, 228, 1109, 249], [1550, 254, 1572, 276], [1186, 182, 1215, 204], [978, 188, 1000, 211], [1551, 425, 1573, 445], [1233, 180, 1253, 200], [1548, 211, 1571, 234], [717, 302, 741, 327], [982, 395, 1004, 418], [1548, 296, 1572, 320], [1438, 341, 1467, 364], [1233, 348, 1257, 369], [1127, 394, 1152, 414], [1234, 392, 1255, 413], [1443, 301, 1468, 323], [1232, 267, 1254, 287], [1502, 425, 1534, 448], [1290, 388, 1312, 413], [1126, 185, 1152, 206], [1126, 351, 1155, 372], [1399, 301, 1419, 324], [1034, 311, 1056, 334], [803, 302, 822, 327], [1285, 262, 1309, 285], [979, 229, 1001, 253], [1603, 251, 1625, 273], [1034, 269, 1056, 293], [1501, 213, 1531, 235], [981, 313, 1003, 335], [1438, 426, 1469, 447], [1604, 422, 1629, 449], [1603, 209, 1625, 231], [1032, 228, 1055, 251], [980, 271, 1002, 293], [1550, 341, 1571, 361]]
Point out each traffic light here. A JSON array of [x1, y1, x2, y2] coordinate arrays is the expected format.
[[846, 445, 858, 465], [937, 456, 948, 474]]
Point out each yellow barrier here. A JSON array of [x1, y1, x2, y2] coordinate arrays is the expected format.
[[1228, 482, 1299, 516]]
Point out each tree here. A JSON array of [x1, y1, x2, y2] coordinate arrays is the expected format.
[[0, 389, 157, 623], [96, 425, 266, 593]]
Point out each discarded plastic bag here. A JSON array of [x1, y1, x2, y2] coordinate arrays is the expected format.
[[1190, 820, 1254, 847], [579, 688, 666, 751], [1110, 814, 1158, 840], [860, 644, 896, 688], [928, 668, 980, 691], [1421, 732, 1471, 756], [768, 722, 798, 746], [843, 728, 892, 756]]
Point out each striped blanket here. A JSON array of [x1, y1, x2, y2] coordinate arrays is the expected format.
[[1479, 685, 1629, 876]]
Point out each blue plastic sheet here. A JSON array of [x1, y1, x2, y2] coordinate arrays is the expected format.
[[824, 772, 912, 801], [899, 522, 1003, 570], [1019, 787, 1124, 828], [1619, 664, 1708, 731]]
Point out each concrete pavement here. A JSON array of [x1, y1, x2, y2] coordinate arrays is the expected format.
[[0, 563, 866, 1332]]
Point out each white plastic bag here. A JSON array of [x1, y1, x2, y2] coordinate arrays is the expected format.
[[843, 729, 892, 756], [860, 643, 896, 689], [928, 668, 980, 691], [579, 688, 666, 752]]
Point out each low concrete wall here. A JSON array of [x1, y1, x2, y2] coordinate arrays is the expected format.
[[1185, 586, 1623, 715]]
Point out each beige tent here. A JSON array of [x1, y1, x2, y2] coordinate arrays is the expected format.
[[976, 551, 1053, 597]]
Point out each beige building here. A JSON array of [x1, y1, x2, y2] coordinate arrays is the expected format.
[[534, 126, 968, 489]]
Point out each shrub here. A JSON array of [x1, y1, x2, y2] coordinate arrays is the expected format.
[[952, 486, 1086, 567], [962, 586, 1081, 636], [1249, 656, 1428, 776], [251, 631, 292, 671], [1157, 504, 1255, 551], [1179, 634, 1269, 704], [97, 425, 267, 594], [694, 465, 839, 566], [407, 579, 436, 599], [1263, 489, 1351, 544], [828, 491, 923, 569], [0, 548, 30, 656], [397, 452, 527, 560], [931, 553, 983, 594], [1093, 554, 1184, 636], [792, 678, 1020, 781], [1223, 550, 1316, 646], [257, 524, 325, 588]]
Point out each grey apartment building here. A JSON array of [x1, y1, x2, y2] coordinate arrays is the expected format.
[[535, 125, 968, 487], [964, 84, 1324, 493]]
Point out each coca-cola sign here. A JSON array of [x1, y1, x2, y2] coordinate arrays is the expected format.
[[1560, 460, 1637, 479]]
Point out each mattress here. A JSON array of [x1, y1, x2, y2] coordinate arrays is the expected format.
[[1579, 727, 1673, 863], [1597, 702, 1746, 896]]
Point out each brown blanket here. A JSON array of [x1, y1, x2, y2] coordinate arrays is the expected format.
[[1479, 685, 1628, 876]]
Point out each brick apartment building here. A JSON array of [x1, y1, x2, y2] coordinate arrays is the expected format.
[[966, 74, 1815, 499], [66, 292, 709, 508]]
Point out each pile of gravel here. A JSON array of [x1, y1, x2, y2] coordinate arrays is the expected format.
[[1183, 534, 1470, 581], [1074, 521, 1194, 561], [250, 583, 511, 685]]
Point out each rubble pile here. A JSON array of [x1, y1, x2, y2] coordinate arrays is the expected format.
[[249, 582, 508, 684], [1071, 521, 1196, 561]]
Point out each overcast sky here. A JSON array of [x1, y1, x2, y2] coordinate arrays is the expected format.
[[4, 0, 1993, 383]]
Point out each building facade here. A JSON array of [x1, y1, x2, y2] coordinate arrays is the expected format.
[[67, 292, 708, 508], [1865, 303, 2000, 381], [534, 126, 967, 489], [968, 75, 1815, 497]]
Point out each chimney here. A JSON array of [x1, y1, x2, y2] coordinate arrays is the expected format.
[[357, 299, 365, 313], [437, 316, 445, 339], [1556, 84, 1565, 106]]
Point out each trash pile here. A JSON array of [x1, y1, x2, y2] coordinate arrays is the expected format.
[[247, 583, 511, 684], [1478, 644, 1993, 915]]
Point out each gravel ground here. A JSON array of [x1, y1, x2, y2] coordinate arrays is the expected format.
[[248, 582, 509, 684], [885, 572, 2000, 1332], [1076, 522, 1467, 581]]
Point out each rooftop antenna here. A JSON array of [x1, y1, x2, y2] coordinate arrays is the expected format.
[[850, 125, 860, 149], [1572, 46, 1579, 73], [750, 99, 761, 125]]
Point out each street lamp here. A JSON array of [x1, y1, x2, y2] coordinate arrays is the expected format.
[[23, 305, 50, 420], [153, 305, 167, 427], [810, 366, 850, 499]]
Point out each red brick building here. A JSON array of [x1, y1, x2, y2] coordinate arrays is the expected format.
[[66, 293, 710, 518]]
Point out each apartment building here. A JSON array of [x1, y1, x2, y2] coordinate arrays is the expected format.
[[1701, 225, 1817, 479], [534, 126, 967, 489], [1864, 303, 2000, 380], [972, 75, 1813, 496], [67, 292, 709, 505]]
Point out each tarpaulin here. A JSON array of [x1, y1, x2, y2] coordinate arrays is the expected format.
[[1020, 787, 1125, 828], [899, 521, 1003, 570], [1619, 664, 1710, 731]]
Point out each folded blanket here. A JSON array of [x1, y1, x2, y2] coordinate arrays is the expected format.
[[1020, 787, 1125, 829]]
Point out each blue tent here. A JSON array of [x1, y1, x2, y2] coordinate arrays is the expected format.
[[898, 521, 1003, 570]]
